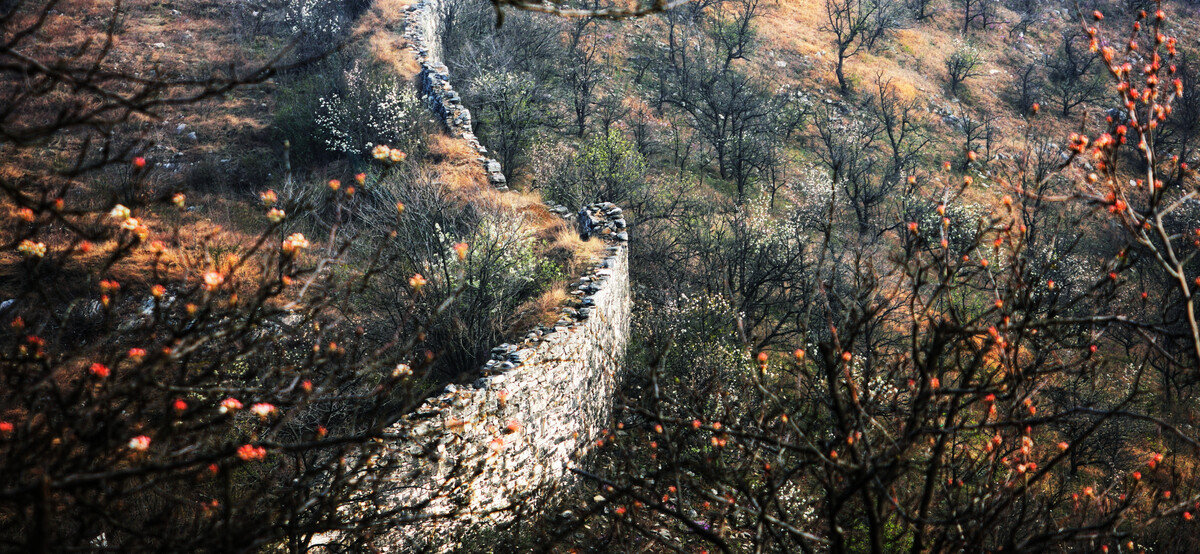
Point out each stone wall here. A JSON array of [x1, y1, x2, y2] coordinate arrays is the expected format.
[[372, 3, 633, 551], [403, 0, 509, 190], [377, 210, 628, 551]]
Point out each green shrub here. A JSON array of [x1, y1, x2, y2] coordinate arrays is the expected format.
[[273, 66, 341, 166]]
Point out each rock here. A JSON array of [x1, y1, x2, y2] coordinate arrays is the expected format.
[[509, 349, 535, 363]]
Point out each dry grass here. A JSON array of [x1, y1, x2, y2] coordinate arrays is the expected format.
[[0, 190, 272, 300], [512, 287, 570, 330], [510, 224, 607, 331], [427, 134, 484, 167], [541, 221, 605, 272], [359, 0, 423, 81], [420, 122, 601, 331]]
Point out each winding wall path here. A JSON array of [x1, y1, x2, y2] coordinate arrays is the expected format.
[[374, 2, 633, 550]]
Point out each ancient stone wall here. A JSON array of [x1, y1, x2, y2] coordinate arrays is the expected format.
[[373, 3, 633, 551], [403, 0, 509, 190]]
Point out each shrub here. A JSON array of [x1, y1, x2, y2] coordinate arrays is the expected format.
[[314, 60, 423, 159], [283, 0, 360, 59], [274, 66, 343, 165], [945, 38, 984, 96], [467, 69, 549, 180], [577, 128, 647, 207]]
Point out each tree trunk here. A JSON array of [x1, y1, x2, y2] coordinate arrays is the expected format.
[[837, 50, 848, 92]]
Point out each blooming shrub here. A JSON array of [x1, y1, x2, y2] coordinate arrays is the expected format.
[[283, 0, 354, 58], [314, 60, 422, 157]]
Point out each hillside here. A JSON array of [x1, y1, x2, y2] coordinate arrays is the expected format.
[[3, 0, 1200, 551]]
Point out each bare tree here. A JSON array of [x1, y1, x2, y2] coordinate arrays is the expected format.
[[563, 15, 603, 136], [467, 69, 554, 180], [958, 0, 1001, 34], [957, 106, 999, 169], [871, 75, 931, 191], [1045, 31, 1105, 117], [812, 103, 891, 235], [1009, 62, 1043, 114], [822, 0, 878, 93], [945, 39, 985, 96], [862, 0, 908, 51], [650, 0, 776, 202], [1006, 0, 1043, 36], [907, 0, 936, 21]]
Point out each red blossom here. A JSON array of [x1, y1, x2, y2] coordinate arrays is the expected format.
[[219, 398, 243, 413], [127, 435, 151, 451], [250, 403, 276, 419], [89, 363, 110, 378], [236, 444, 267, 462]]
